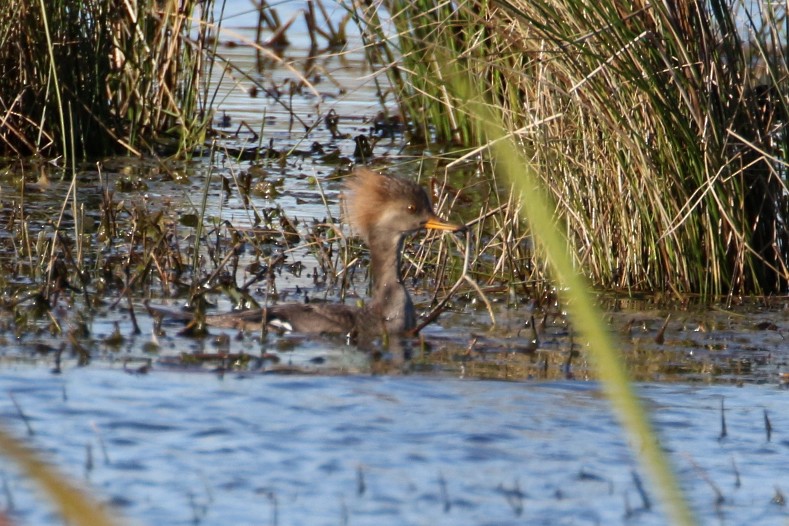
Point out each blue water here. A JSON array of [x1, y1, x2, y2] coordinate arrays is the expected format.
[[1, 367, 787, 525]]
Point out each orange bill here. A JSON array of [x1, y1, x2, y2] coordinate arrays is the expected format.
[[424, 215, 465, 233]]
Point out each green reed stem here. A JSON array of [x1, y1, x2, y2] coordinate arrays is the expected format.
[[0, 427, 122, 526], [463, 83, 696, 525], [37, 0, 68, 162], [192, 145, 216, 283]]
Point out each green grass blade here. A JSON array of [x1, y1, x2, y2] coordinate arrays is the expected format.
[[461, 80, 696, 525], [0, 427, 122, 526]]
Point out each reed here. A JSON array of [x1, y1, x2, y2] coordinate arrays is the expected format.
[[466, 82, 696, 525], [0, 0, 217, 160], [0, 426, 121, 526], [355, 0, 789, 297]]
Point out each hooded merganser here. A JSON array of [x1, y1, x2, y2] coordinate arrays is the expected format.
[[203, 167, 464, 340]]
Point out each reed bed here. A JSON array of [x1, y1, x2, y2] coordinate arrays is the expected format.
[[0, 0, 218, 160], [353, 0, 789, 297]]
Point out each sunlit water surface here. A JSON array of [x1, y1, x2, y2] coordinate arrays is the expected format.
[[1, 367, 788, 526]]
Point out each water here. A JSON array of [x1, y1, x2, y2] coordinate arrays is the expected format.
[[1, 367, 787, 525], [1, 1, 789, 525]]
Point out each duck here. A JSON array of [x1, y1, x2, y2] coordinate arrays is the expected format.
[[160, 167, 464, 342]]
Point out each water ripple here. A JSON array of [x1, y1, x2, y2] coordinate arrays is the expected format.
[[0, 367, 786, 525]]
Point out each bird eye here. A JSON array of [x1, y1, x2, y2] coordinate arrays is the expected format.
[[407, 204, 416, 213]]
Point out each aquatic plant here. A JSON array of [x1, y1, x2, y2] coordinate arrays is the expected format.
[[353, 0, 789, 297]]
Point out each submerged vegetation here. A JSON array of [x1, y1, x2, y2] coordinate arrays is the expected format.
[[357, 0, 789, 297]]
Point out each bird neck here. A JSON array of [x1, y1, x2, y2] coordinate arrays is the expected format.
[[367, 231, 415, 333]]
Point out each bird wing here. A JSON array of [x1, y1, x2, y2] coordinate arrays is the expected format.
[[147, 302, 369, 337], [264, 303, 360, 335]]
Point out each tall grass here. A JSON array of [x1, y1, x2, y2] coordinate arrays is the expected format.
[[0, 0, 217, 160], [354, 0, 789, 297]]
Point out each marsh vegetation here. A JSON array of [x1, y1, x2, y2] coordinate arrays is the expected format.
[[3, 0, 787, 297], [359, 0, 789, 296], [1, 1, 788, 525]]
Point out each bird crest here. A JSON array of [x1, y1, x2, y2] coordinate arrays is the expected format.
[[344, 167, 423, 244]]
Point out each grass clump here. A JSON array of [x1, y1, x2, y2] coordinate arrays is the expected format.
[[354, 0, 789, 297], [0, 0, 217, 160]]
